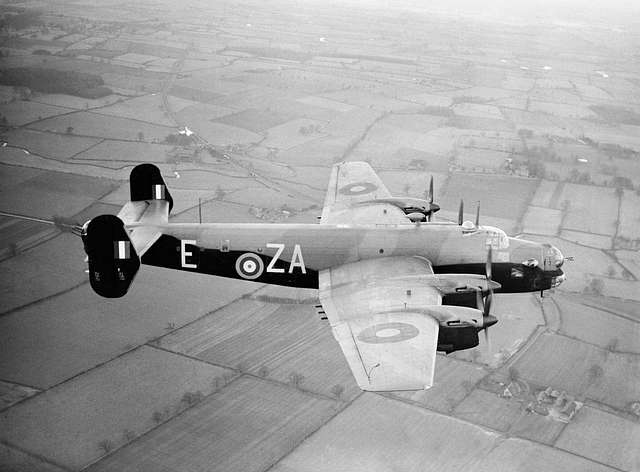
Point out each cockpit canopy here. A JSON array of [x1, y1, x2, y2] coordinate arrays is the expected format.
[[482, 226, 509, 250]]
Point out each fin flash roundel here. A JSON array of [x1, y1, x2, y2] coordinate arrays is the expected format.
[[235, 253, 264, 280]]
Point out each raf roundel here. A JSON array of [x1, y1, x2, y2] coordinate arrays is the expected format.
[[235, 253, 264, 280], [338, 181, 378, 196], [357, 322, 420, 344]]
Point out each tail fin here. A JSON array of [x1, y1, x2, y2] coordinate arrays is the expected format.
[[83, 164, 172, 298], [130, 163, 173, 212], [117, 163, 171, 256], [83, 214, 140, 298]]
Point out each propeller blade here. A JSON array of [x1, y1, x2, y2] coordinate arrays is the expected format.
[[484, 290, 493, 318], [428, 175, 434, 204], [484, 327, 490, 351], [481, 245, 497, 348], [475, 201, 480, 227], [458, 200, 464, 225]]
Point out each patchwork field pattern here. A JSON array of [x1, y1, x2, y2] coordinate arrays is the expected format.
[[1, 2, 638, 471]]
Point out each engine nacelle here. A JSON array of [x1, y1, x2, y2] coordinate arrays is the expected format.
[[437, 325, 479, 353], [82, 214, 140, 298]]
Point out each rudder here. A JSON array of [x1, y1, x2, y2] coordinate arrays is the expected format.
[[82, 214, 140, 298], [130, 163, 173, 212]]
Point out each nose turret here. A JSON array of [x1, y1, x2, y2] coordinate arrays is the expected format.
[[550, 245, 565, 268], [545, 245, 566, 287]]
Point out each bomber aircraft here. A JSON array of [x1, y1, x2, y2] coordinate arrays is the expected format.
[[81, 162, 566, 391]]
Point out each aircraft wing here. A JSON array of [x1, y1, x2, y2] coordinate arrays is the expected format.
[[321, 161, 409, 224], [319, 256, 444, 391]]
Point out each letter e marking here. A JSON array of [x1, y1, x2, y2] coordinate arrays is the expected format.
[[181, 239, 197, 269]]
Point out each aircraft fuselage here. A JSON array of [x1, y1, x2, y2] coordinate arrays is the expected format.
[[136, 221, 565, 293]]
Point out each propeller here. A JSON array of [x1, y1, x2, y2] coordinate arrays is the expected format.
[[486, 244, 492, 281], [477, 245, 497, 349], [458, 199, 464, 225], [475, 201, 480, 227], [425, 175, 440, 222]]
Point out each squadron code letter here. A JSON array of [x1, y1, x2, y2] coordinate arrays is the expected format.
[[181, 239, 197, 268]]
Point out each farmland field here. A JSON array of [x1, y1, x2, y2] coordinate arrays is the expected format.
[[507, 410, 567, 445], [156, 300, 360, 399], [262, 118, 328, 150], [0, 267, 253, 388], [452, 103, 503, 119], [74, 140, 173, 164], [474, 438, 616, 472], [28, 111, 175, 142], [0, 101, 69, 126], [616, 250, 640, 279], [511, 332, 638, 410], [453, 388, 524, 432], [555, 295, 640, 353], [0, 443, 67, 472], [0, 346, 233, 470], [522, 206, 561, 235], [92, 94, 175, 126], [391, 356, 487, 413], [586, 353, 640, 410], [555, 406, 640, 471], [530, 180, 559, 207], [182, 120, 261, 146], [32, 92, 122, 109], [529, 101, 597, 119], [271, 393, 500, 472], [558, 184, 619, 236], [0, 233, 85, 314], [438, 174, 537, 220], [1, 1, 638, 471], [0, 380, 39, 412], [3, 128, 101, 160], [0, 168, 118, 219], [559, 229, 612, 249], [600, 278, 640, 302], [86, 376, 340, 472], [215, 107, 300, 132], [277, 135, 353, 166], [0, 215, 57, 257], [457, 147, 511, 171], [173, 102, 235, 124], [618, 191, 640, 242], [296, 95, 356, 112]]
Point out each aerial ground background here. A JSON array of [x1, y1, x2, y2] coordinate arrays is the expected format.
[[0, 1, 639, 470]]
